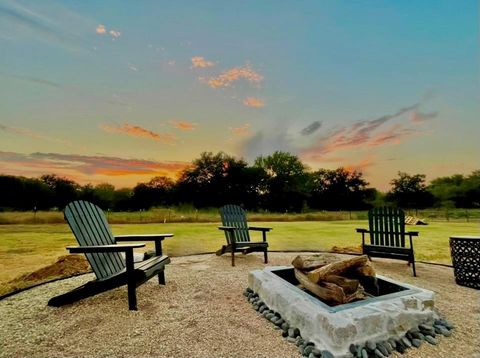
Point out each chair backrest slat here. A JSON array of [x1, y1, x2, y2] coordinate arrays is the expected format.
[[220, 205, 251, 243], [64, 201, 125, 279], [368, 207, 406, 248]]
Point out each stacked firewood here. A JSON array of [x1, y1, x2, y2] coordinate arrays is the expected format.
[[291, 254, 376, 305]]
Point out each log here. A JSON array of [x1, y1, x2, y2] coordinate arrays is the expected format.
[[291, 254, 340, 271], [352, 260, 376, 277], [307, 255, 368, 284], [294, 269, 346, 304], [344, 284, 367, 303], [324, 275, 359, 295]]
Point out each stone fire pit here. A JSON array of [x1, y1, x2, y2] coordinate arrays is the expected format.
[[249, 266, 439, 357]]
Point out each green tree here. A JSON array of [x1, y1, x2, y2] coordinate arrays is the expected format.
[[386, 172, 433, 209], [40, 174, 79, 209], [175, 152, 261, 208], [308, 168, 372, 210], [254, 151, 309, 212]]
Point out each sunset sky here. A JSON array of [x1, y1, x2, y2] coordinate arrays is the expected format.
[[0, 1, 478, 190]]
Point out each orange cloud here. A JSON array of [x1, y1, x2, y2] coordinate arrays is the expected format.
[[302, 103, 426, 159], [344, 156, 376, 174], [168, 120, 196, 131], [191, 56, 215, 68], [367, 124, 417, 147], [243, 97, 265, 108], [0, 151, 190, 183], [230, 123, 251, 136], [204, 65, 263, 88], [96, 24, 106, 34], [410, 111, 438, 123], [100, 122, 177, 144]]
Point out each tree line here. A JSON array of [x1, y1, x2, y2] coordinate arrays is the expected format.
[[1, 151, 479, 212]]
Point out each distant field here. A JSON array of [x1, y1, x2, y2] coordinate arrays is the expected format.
[[1, 207, 479, 224], [1, 220, 478, 296]]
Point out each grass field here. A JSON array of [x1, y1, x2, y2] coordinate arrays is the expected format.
[[1, 207, 479, 224], [1, 220, 478, 293]]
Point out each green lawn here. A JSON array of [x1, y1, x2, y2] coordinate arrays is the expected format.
[[1, 220, 478, 288]]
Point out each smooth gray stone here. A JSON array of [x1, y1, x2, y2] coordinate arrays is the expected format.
[[286, 337, 297, 343], [361, 348, 369, 358], [293, 327, 300, 337], [296, 338, 305, 347], [312, 348, 322, 355], [265, 313, 274, 320], [377, 343, 389, 356], [374, 349, 386, 358], [425, 335, 438, 345], [439, 327, 452, 337], [281, 322, 289, 331], [275, 319, 284, 327], [349, 343, 358, 355], [321, 350, 334, 358], [308, 353, 316, 358], [304, 346, 313, 356], [387, 338, 396, 349], [288, 328, 295, 338], [419, 323, 433, 331], [366, 340, 376, 351], [383, 341, 393, 354], [441, 319, 455, 330], [401, 337, 412, 348], [412, 338, 422, 348]]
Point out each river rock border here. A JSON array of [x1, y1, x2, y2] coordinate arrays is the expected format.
[[244, 287, 455, 358]]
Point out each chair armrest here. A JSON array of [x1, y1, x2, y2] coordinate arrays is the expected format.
[[248, 226, 272, 232], [356, 228, 369, 233], [115, 234, 173, 241], [67, 243, 145, 253], [406, 231, 419, 237], [218, 226, 236, 231]]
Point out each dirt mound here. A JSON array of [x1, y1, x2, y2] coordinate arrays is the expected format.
[[1, 255, 91, 297], [330, 245, 362, 255]]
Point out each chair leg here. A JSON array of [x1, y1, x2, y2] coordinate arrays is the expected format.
[[231, 251, 235, 266], [264, 250, 268, 264], [127, 280, 137, 310], [158, 270, 166, 285], [411, 259, 417, 277]]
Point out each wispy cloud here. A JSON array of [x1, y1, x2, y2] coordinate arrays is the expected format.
[[230, 123, 251, 136], [0, 122, 79, 149], [191, 56, 215, 68], [95, 23, 121, 39], [302, 103, 424, 158], [300, 121, 322, 136], [0, 151, 189, 180], [343, 155, 376, 174], [109, 29, 121, 39], [410, 111, 438, 123], [243, 97, 265, 108], [100, 122, 177, 144], [128, 63, 139, 72], [1, 72, 129, 107], [202, 65, 263, 88], [0, 1, 95, 52], [168, 120, 196, 131]]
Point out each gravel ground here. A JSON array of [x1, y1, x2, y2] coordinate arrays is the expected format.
[[0, 252, 479, 358]]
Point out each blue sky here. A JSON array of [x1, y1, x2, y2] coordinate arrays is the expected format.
[[0, 0, 478, 189]]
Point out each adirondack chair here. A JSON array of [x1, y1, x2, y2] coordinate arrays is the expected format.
[[217, 205, 270, 266], [356, 207, 418, 276], [48, 200, 172, 310]]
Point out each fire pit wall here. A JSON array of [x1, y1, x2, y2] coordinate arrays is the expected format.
[[249, 266, 438, 358]]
